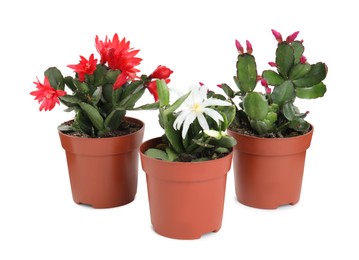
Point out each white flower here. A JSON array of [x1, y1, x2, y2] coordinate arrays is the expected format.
[[173, 84, 232, 139]]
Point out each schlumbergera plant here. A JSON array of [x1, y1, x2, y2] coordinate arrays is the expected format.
[[220, 29, 328, 137], [144, 80, 237, 162], [30, 34, 173, 137]]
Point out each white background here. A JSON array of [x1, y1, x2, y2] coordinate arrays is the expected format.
[[1, 0, 358, 259]]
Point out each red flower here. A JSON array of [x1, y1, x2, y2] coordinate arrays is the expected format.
[[150, 65, 173, 79], [147, 79, 171, 102], [30, 77, 66, 111], [95, 34, 142, 82], [67, 54, 97, 82], [113, 72, 128, 90]]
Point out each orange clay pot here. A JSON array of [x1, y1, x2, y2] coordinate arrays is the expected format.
[[59, 117, 144, 209], [228, 127, 313, 209], [140, 137, 233, 240]]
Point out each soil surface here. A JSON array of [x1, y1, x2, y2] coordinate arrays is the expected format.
[[59, 120, 142, 138], [229, 123, 311, 138]]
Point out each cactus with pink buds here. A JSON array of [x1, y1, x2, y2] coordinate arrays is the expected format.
[[220, 30, 328, 136]]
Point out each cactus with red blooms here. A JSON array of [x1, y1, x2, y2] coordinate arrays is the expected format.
[[30, 34, 173, 137], [220, 30, 328, 137]]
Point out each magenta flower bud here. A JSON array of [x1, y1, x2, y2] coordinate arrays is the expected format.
[[216, 84, 222, 88], [268, 62, 277, 67], [246, 40, 253, 54], [199, 82, 204, 86], [265, 87, 272, 95], [286, 31, 300, 43], [261, 78, 268, 87], [271, 29, 283, 43], [235, 39, 244, 54], [300, 55, 307, 64]]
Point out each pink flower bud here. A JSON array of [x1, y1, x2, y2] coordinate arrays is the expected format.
[[271, 29, 283, 43], [286, 31, 300, 44], [235, 39, 244, 54], [216, 84, 223, 88], [261, 78, 268, 87], [246, 40, 253, 54], [268, 62, 277, 67], [306, 111, 310, 115], [300, 55, 307, 64], [199, 82, 204, 86], [265, 87, 272, 95]]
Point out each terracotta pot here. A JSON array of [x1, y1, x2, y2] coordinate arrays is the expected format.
[[59, 117, 144, 209], [228, 127, 314, 209], [140, 137, 233, 239]]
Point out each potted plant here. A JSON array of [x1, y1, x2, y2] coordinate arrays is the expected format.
[[30, 33, 173, 208], [140, 80, 237, 239], [219, 29, 328, 209]]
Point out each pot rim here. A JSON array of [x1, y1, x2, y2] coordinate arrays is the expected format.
[[140, 137, 233, 166], [227, 124, 314, 141]]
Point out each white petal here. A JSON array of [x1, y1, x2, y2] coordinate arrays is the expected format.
[[202, 108, 225, 124], [202, 98, 231, 108], [197, 113, 209, 131], [181, 112, 197, 139], [173, 109, 191, 130]]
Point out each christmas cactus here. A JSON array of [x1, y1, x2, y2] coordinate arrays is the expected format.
[[144, 80, 237, 162], [220, 29, 328, 137], [30, 34, 173, 137]]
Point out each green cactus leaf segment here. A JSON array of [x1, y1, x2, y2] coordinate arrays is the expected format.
[[289, 63, 311, 80], [283, 102, 296, 120], [289, 117, 310, 132], [275, 43, 294, 78], [145, 148, 169, 161], [243, 92, 269, 120], [236, 54, 257, 92], [78, 102, 104, 131], [45, 67, 64, 90], [104, 108, 126, 130], [262, 70, 284, 86], [271, 80, 295, 107], [221, 83, 235, 98], [91, 87, 102, 105], [292, 62, 327, 87], [291, 41, 305, 64], [165, 147, 179, 161], [296, 82, 327, 99], [157, 79, 170, 107]]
